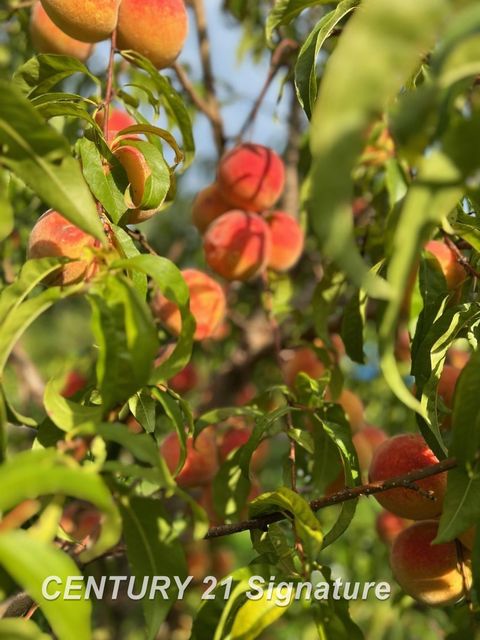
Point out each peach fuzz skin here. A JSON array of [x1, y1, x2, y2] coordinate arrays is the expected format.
[[369, 434, 447, 520], [217, 144, 285, 212], [151, 269, 227, 342], [390, 520, 471, 606], [281, 347, 325, 388], [30, 3, 93, 61], [27, 210, 101, 286], [160, 427, 218, 489], [376, 511, 410, 546], [265, 211, 304, 272], [203, 211, 272, 281], [192, 183, 232, 234], [40, 0, 121, 43], [95, 109, 138, 144], [425, 240, 466, 290], [117, 0, 188, 70]]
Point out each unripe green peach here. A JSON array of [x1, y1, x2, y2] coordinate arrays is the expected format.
[[30, 2, 94, 60], [217, 144, 285, 212], [117, 0, 188, 70], [40, 0, 121, 43], [28, 210, 102, 285], [203, 211, 272, 281], [265, 211, 304, 272], [369, 434, 447, 520], [390, 520, 471, 606], [152, 269, 227, 341]]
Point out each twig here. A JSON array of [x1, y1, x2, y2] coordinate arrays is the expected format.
[[280, 86, 302, 215], [204, 455, 458, 539], [126, 228, 158, 256], [103, 29, 117, 141], [189, 0, 226, 155], [9, 344, 45, 405], [443, 234, 480, 280], [172, 62, 215, 121], [236, 39, 299, 143]]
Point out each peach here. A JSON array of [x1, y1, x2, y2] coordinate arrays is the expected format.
[[281, 348, 325, 388], [394, 327, 411, 363], [265, 211, 304, 272], [27, 209, 101, 285], [376, 511, 410, 546], [169, 363, 198, 394], [30, 2, 93, 60], [113, 144, 153, 223], [117, 0, 188, 70], [152, 269, 226, 341], [203, 211, 272, 281], [192, 183, 232, 234], [40, 0, 121, 42], [95, 108, 137, 144], [459, 527, 476, 551], [218, 425, 269, 470], [369, 434, 447, 520], [447, 346, 470, 370], [390, 520, 471, 606], [60, 502, 101, 543], [326, 388, 365, 431], [61, 371, 87, 398], [217, 144, 285, 212], [352, 425, 388, 473], [160, 427, 218, 488], [126, 415, 143, 434], [425, 240, 466, 290]]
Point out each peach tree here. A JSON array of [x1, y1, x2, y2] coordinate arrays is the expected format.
[[0, 0, 480, 638]]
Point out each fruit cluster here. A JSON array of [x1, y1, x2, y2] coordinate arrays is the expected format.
[[194, 143, 304, 280], [31, 0, 188, 69]]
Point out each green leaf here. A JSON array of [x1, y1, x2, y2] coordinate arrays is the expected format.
[[0, 531, 91, 640], [295, 0, 360, 119], [266, 0, 327, 46], [0, 448, 121, 562], [120, 496, 187, 640], [0, 619, 51, 640], [119, 140, 171, 211], [129, 390, 156, 434], [308, 0, 449, 297], [230, 587, 291, 640], [110, 225, 147, 298], [340, 290, 365, 364], [0, 81, 104, 240], [43, 379, 102, 432], [78, 139, 128, 224], [0, 170, 13, 243], [13, 54, 99, 97], [88, 274, 158, 409], [250, 486, 323, 562], [111, 255, 195, 381], [435, 465, 480, 543], [451, 346, 480, 463]]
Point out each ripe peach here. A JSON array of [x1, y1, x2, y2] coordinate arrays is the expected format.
[[169, 363, 198, 394], [369, 434, 447, 520], [160, 427, 218, 488], [60, 502, 101, 543], [353, 425, 388, 473], [30, 2, 93, 60], [390, 520, 471, 606], [28, 209, 102, 285], [95, 108, 137, 144], [265, 211, 304, 272], [117, 0, 188, 70], [126, 415, 143, 434], [113, 144, 156, 223], [376, 511, 410, 546], [217, 144, 285, 212], [326, 388, 365, 431], [281, 348, 325, 388], [152, 269, 226, 341], [203, 211, 272, 281], [40, 0, 121, 43], [447, 346, 470, 370], [459, 527, 476, 551], [218, 425, 269, 470], [192, 183, 232, 234], [61, 371, 87, 398], [425, 240, 466, 290]]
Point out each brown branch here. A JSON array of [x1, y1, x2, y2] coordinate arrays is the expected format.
[[204, 455, 458, 539], [189, 0, 226, 155], [172, 62, 216, 122], [280, 86, 302, 215], [236, 39, 299, 143], [443, 234, 480, 280], [125, 228, 159, 256]]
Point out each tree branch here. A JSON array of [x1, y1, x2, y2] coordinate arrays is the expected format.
[[204, 455, 458, 539]]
